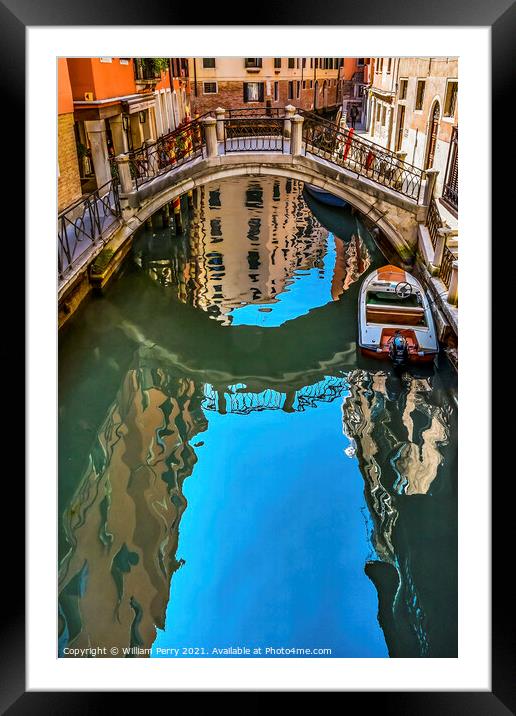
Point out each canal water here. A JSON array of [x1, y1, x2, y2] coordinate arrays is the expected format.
[[58, 176, 458, 659]]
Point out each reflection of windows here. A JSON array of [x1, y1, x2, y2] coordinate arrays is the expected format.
[[203, 58, 215, 68], [210, 219, 222, 240], [243, 82, 264, 102], [203, 82, 217, 94], [208, 190, 221, 208], [246, 183, 263, 208], [415, 80, 425, 110], [247, 217, 261, 241], [444, 80, 458, 117], [247, 251, 260, 270], [399, 79, 408, 100]]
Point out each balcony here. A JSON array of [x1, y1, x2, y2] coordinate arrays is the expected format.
[[134, 59, 162, 91]]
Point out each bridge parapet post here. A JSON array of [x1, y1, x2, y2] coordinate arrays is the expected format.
[[283, 104, 296, 139], [422, 168, 439, 207], [203, 117, 218, 158], [432, 226, 454, 272], [215, 108, 225, 142], [290, 114, 304, 156], [115, 154, 133, 194], [447, 261, 458, 305]]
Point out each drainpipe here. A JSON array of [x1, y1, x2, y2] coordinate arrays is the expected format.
[[386, 58, 400, 151]]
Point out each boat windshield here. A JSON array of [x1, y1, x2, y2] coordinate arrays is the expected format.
[[366, 291, 421, 307]]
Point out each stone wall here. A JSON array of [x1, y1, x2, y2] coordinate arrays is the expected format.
[[58, 112, 82, 212]]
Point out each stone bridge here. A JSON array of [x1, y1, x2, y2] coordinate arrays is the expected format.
[[58, 109, 439, 321]]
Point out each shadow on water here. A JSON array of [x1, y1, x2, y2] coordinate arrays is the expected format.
[[58, 176, 457, 658]]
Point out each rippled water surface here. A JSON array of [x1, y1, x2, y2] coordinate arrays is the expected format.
[[58, 176, 457, 658]]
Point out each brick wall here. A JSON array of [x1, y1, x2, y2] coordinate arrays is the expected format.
[[58, 113, 82, 212], [190, 79, 341, 116]]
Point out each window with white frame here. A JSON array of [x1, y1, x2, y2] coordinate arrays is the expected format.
[[203, 82, 218, 94]]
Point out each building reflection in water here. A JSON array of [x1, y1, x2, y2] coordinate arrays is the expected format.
[[341, 369, 456, 657], [133, 176, 371, 323], [58, 363, 208, 656]]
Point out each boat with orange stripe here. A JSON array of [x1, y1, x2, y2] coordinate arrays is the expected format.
[[358, 264, 438, 365]]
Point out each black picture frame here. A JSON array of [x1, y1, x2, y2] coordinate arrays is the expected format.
[[3, 0, 510, 710]]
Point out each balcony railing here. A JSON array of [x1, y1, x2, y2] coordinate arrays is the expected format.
[[427, 197, 444, 249]]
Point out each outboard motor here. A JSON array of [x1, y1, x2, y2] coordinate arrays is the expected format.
[[389, 331, 409, 368]]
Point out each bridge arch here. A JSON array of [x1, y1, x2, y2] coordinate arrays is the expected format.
[[121, 154, 423, 261]]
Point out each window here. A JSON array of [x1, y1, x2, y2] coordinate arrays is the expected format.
[[296, 58, 300, 69], [379, 58, 384, 72], [274, 58, 281, 69], [376, 104, 381, 121], [274, 81, 279, 101], [243, 82, 264, 102], [288, 81, 294, 100], [203, 58, 216, 69], [203, 82, 217, 94], [288, 58, 295, 69], [357, 58, 365, 65], [309, 80, 313, 89], [381, 106, 387, 126], [387, 58, 392, 73], [245, 58, 262, 68], [296, 81, 301, 98], [415, 80, 426, 110], [444, 80, 458, 117], [310, 58, 313, 69], [302, 58, 306, 68], [399, 79, 408, 100], [100, 57, 112, 63]]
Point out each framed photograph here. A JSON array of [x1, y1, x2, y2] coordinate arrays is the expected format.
[[3, 0, 509, 709]]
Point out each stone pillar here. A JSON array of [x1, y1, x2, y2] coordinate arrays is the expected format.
[[84, 120, 111, 191], [290, 114, 304, 156], [423, 168, 439, 206], [215, 107, 225, 142], [145, 139, 159, 175], [447, 261, 458, 305], [115, 154, 133, 194], [109, 115, 129, 155], [283, 104, 296, 139], [432, 227, 454, 271], [203, 117, 218, 158]]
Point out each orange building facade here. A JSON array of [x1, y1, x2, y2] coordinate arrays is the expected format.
[[58, 58, 191, 211]]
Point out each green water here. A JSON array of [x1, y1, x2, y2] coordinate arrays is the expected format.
[[58, 176, 457, 658]]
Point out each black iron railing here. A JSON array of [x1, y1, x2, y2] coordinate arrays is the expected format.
[[427, 197, 444, 248], [223, 117, 285, 153], [58, 180, 121, 281], [439, 245, 455, 288], [112, 118, 207, 190], [225, 107, 284, 119], [300, 110, 424, 201]]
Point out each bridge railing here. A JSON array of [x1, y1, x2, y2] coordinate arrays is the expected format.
[[223, 117, 285, 153], [58, 179, 121, 281], [110, 117, 207, 190], [300, 110, 424, 202]]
